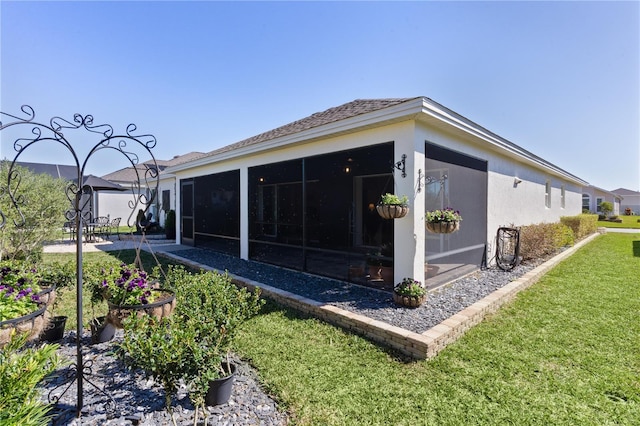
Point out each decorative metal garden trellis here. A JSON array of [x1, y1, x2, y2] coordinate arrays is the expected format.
[[0, 105, 159, 418]]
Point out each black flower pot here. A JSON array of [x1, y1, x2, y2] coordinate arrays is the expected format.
[[205, 363, 236, 406], [42, 315, 67, 342], [90, 316, 116, 344]]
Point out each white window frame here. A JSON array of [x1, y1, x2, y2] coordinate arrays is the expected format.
[[545, 181, 551, 208], [582, 194, 590, 212], [560, 185, 566, 209]]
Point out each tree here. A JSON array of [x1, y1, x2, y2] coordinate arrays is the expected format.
[[0, 164, 70, 261], [599, 201, 613, 218]]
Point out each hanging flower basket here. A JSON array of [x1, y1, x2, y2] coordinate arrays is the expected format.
[[376, 193, 409, 219], [376, 204, 409, 220], [0, 303, 48, 346], [425, 208, 462, 234], [426, 221, 460, 234], [107, 289, 176, 328]]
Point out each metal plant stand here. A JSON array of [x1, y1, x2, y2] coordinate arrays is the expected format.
[[495, 227, 521, 271], [0, 105, 159, 418]]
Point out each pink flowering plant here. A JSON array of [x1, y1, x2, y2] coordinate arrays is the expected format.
[[100, 263, 157, 306], [426, 207, 462, 223], [0, 263, 42, 321]]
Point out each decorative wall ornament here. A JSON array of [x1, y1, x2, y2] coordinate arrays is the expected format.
[[417, 169, 447, 193]]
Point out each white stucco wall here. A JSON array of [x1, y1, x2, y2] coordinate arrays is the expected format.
[[620, 193, 640, 215], [95, 191, 138, 228], [582, 186, 622, 215], [413, 122, 583, 250]]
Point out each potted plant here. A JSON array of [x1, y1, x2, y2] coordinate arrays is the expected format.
[[0, 262, 48, 346], [366, 243, 394, 284], [376, 193, 409, 219], [165, 209, 176, 239], [393, 277, 426, 308], [82, 261, 119, 343], [98, 263, 176, 328], [425, 207, 462, 234]]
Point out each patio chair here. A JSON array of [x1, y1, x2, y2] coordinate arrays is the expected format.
[[108, 217, 121, 240], [92, 216, 110, 240], [63, 221, 76, 241]]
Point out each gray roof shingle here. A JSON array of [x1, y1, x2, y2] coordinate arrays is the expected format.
[[201, 98, 420, 158]]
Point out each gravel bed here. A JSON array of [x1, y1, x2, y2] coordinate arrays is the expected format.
[[38, 331, 288, 425], [172, 248, 538, 334]]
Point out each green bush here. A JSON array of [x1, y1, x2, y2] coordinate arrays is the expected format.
[[0, 164, 69, 261], [0, 333, 64, 426], [519, 222, 574, 262], [560, 214, 598, 240], [118, 265, 263, 422], [164, 209, 176, 239], [599, 201, 613, 217]]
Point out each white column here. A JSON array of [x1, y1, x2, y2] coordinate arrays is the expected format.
[[240, 167, 249, 259], [393, 126, 425, 285]]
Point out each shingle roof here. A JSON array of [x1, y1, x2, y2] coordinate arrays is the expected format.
[[201, 98, 420, 158], [103, 152, 206, 183], [611, 188, 640, 196], [101, 164, 147, 183], [6, 161, 78, 180]]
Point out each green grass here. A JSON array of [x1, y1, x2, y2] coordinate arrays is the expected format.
[[44, 234, 640, 424], [232, 233, 640, 425], [598, 214, 640, 229]]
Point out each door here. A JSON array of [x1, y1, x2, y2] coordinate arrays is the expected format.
[[181, 179, 194, 246]]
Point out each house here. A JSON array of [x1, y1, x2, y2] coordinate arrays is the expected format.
[[582, 185, 623, 215], [611, 188, 640, 215], [3, 161, 126, 220], [156, 97, 587, 289], [100, 152, 205, 228]]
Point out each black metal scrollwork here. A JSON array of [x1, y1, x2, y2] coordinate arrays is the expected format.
[[0, 105, 159, 419]]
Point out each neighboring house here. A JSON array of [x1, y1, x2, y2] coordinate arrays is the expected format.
[[611, 188, 640, 215], [582, 185, 622, 215], [100, 152, 205, 227], [156, 97, 588, 288], [4, 161, 125, 220]]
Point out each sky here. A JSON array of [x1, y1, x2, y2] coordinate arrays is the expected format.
[[1, 1, 638, 191]]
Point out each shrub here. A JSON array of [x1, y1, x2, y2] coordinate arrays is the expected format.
[[118, 315, 192, 413], [164, 209, 176, 239], [560, 214, 598, 240], [519, 222, 574, 262], [599, 201, 613, 217], [0, 333, 64, 426], [0, 164, 69, 261], [118, 265, 264, 422]]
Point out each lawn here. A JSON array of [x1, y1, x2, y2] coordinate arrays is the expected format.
[[44, 233, 639, 425], [598, 214, 640, 229], [232, 233, 639, 425]]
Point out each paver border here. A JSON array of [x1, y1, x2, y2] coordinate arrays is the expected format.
[[162, 232, 601, 359]]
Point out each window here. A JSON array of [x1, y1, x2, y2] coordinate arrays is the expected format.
[[596, 197, 603, 213], [545, 181, 551, 208], [162, 190, 170, 212], [560, 185, 566, 209], [582, 194, 590, 212]]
